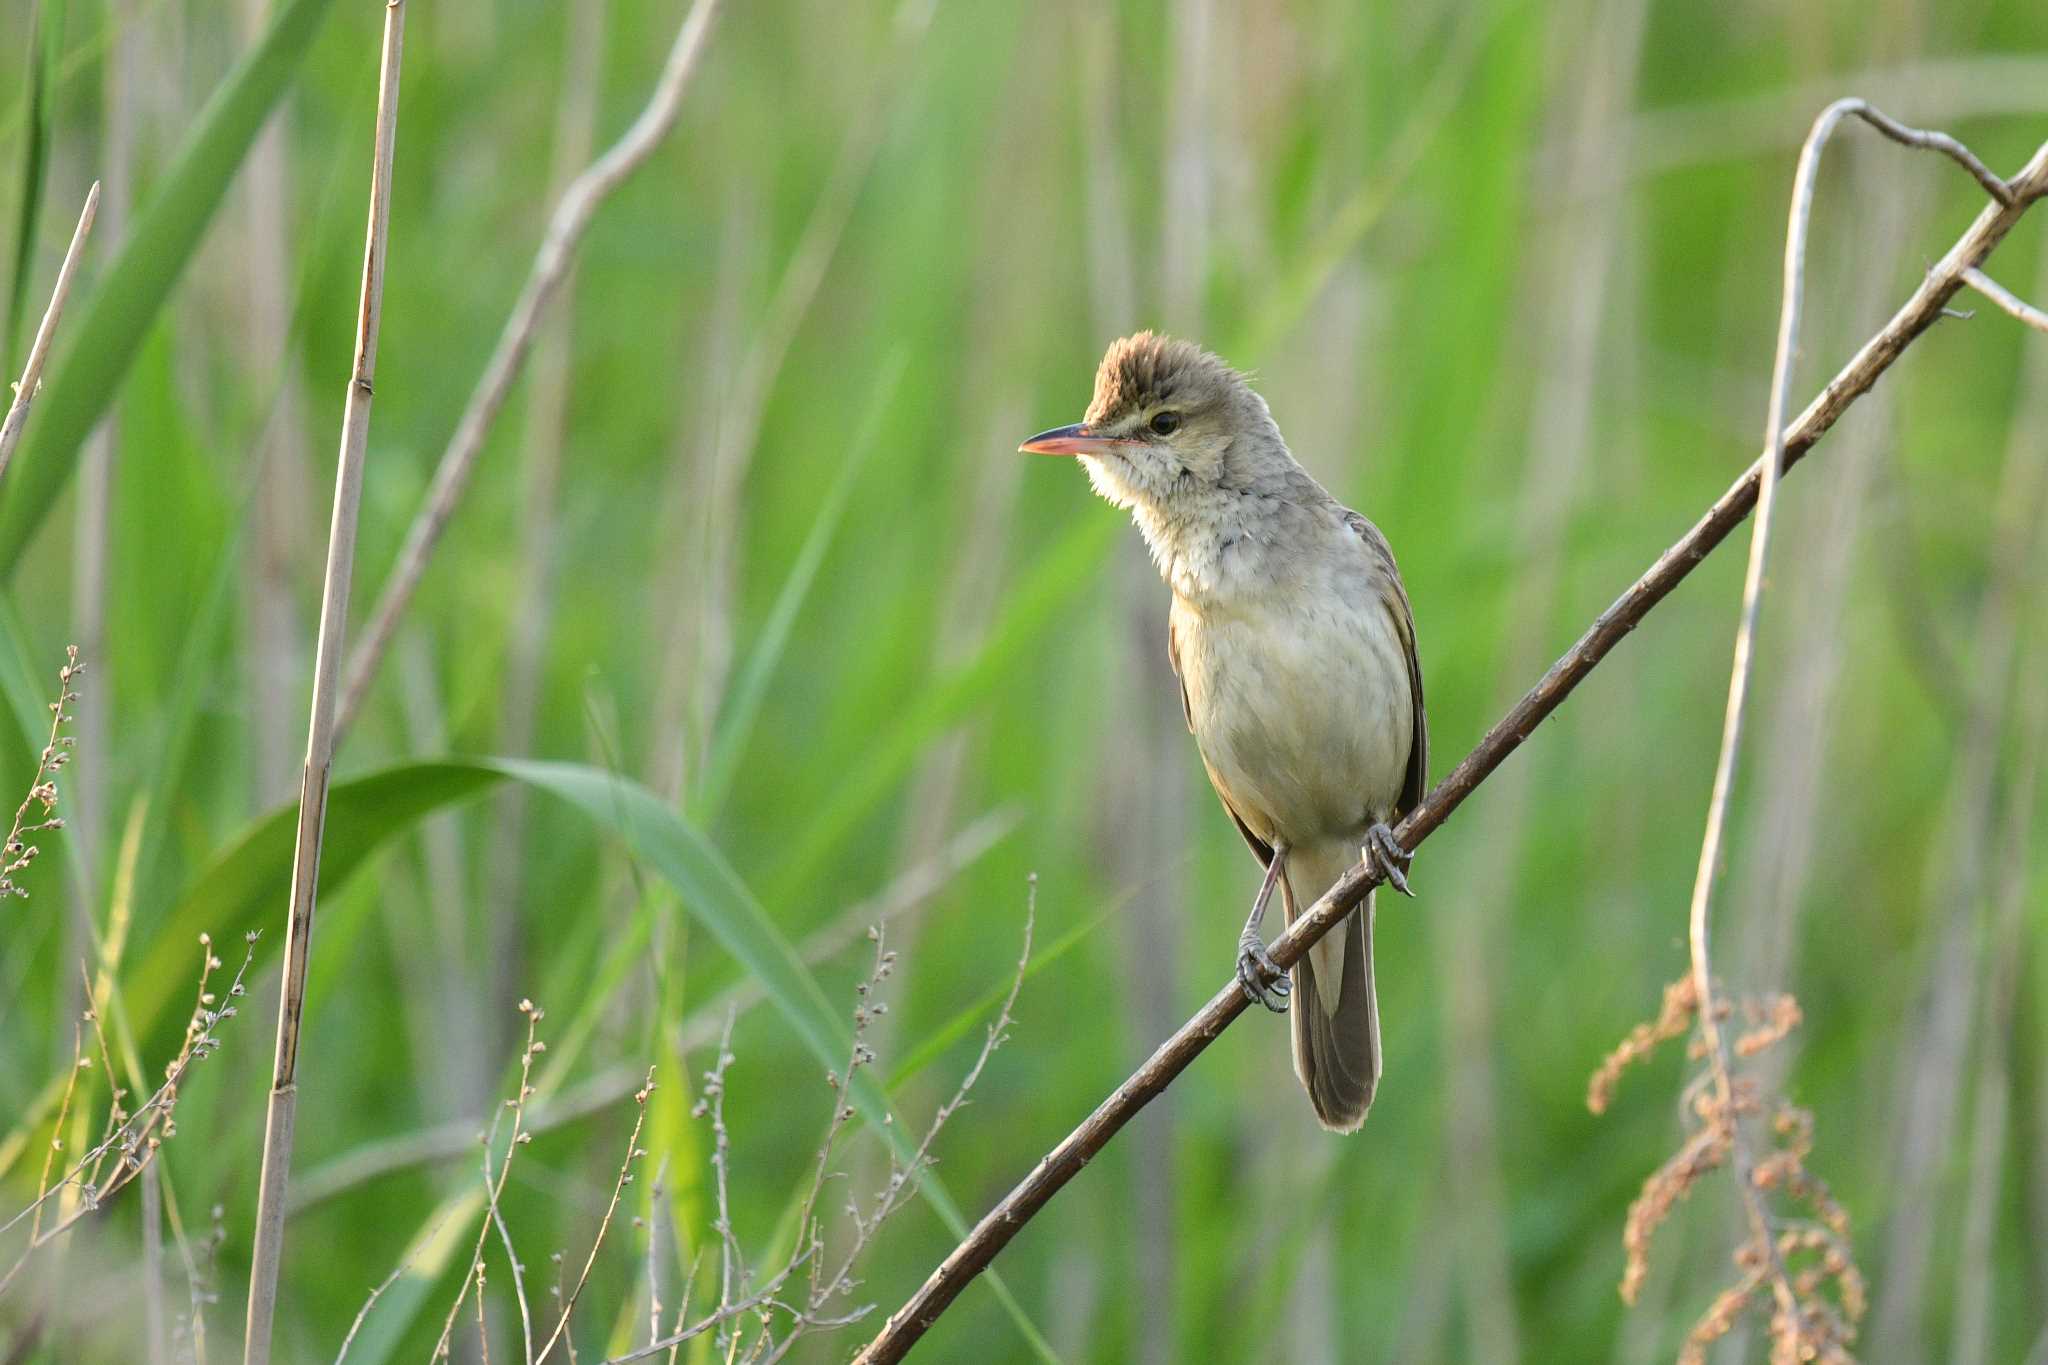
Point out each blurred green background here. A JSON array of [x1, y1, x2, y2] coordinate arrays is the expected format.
[[1, 0, 2046, 1360]]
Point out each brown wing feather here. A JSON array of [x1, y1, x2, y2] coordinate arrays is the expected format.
[[1167, 617, 1194, 732], [1171, 616, 1273, 868], [1218, 784, 1275, 867], [1343, 510, 1428, 817]]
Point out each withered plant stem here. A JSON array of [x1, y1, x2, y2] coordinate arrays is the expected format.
[[0, 183, 99, 486], [242, 5, 406, 1360]]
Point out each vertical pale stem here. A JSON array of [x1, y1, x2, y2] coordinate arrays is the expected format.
[[240, 4, 405, 1360]]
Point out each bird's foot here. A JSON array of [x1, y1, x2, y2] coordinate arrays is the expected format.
[[1236, 932, 1291, 1014], [1364, 822, 1414, 897]]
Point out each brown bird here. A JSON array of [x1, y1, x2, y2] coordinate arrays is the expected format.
[[1022, 333, 1426, 1130]]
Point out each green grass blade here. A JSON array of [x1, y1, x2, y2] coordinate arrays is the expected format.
[[327, 908, 659, 1364], [123, 524, 249, 935], [886, 899, 1116, 1091], [0, 0, 338, 577], [114, 756, 1055, 1355], [490, 757, 1059, 1362], [691, 350, 907, 820], [495, 758, 842, 1071], [3, 0, 57, 375], [331, 1188, 484, 1365], [122, 761, 501, 1039], [767, 513, 1117, 904]]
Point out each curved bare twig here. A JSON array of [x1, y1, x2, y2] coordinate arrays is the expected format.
[[1676, 93, 1945, 1345], [1962, 266, 2048, 334]]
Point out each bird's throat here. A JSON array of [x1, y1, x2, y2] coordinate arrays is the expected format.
[[1126, 490, 1249, 605]]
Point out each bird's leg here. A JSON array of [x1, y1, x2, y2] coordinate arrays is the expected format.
[[1236, 844, 1292, 1014], [1364, 822, 1414, 897]]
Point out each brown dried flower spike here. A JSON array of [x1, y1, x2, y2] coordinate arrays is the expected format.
[[1592, 976, 1865, 1364]]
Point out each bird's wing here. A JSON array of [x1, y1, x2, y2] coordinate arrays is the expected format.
[[1171, 615, 1274, 868], [1167, 616, 1194, 732], [1214, 769, 1276, 869], [1344, 509, 1428, 817]]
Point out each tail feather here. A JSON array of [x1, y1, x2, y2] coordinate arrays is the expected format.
[[1283, 861, 1380, 1132]]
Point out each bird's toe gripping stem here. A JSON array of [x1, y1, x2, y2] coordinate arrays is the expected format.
[[1236, 933, 1290, 1014], [1365, 822, 1414, 897], [1235, 845, 1291, 1013]]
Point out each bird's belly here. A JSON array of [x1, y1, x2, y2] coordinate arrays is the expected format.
[[1181, 605, 1412, 847]]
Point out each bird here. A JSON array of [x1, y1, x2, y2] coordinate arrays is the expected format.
[[1021, 332, 1426, 1131]]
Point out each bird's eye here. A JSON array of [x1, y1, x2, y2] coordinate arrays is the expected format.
[[1150, 411, 1182, 436]]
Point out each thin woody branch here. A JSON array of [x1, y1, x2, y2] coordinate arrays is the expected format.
[[853, 118, 2048, 1364], [1961, 266, 2048, 334], [1827, 99, 2015, 205]]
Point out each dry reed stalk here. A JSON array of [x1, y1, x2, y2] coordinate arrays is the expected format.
[[240, 4, 407, 1359], [1588, 58, 2048, 195], [0, 182, 99, 485], [333, 0, 725, 742], [1730, 123, 1914, 1043], [1600, 99, 2038, 1365]]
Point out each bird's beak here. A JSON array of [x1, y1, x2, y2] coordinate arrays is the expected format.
[[1018, 423, 1128, 457]]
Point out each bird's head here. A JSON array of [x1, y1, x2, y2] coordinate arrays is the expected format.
[[1019, 332, 1275, 512]]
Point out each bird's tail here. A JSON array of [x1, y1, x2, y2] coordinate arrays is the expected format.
[[1282, 844, 1380, 1132]]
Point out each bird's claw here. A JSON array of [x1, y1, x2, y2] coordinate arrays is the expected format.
[[1236, 934, 1291, 1014], [1365, 822, 1414, 897]]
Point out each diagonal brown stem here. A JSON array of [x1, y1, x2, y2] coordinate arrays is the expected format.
[[852, 124, 2048, 1365], [0, 182, 99, 486], [332, 0, 724, 743]]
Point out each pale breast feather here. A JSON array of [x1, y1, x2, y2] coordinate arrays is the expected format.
[[1170, 611, 1276, 867]]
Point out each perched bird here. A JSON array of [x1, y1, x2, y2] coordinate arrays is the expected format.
[[1022, 333, 1426, 1131]]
